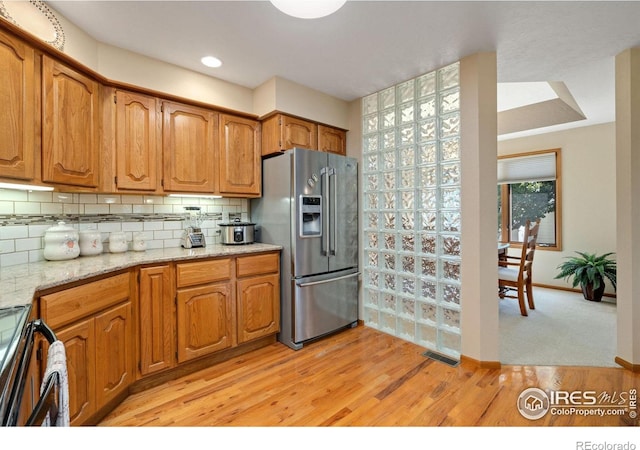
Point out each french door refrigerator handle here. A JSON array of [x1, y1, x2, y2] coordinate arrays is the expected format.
[[329, 167, 337, 256], [321, 167, 330, 256]]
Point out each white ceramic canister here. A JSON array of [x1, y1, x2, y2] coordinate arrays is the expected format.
[[132, 232, 146, 252], [79, 227, 103, 256], [108, 231, 128, 253], [43, 221, 80, 261]]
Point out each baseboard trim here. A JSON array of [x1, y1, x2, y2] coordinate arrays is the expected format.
[[534, 283, 617, 299], [614, 356, 640, 372], [460, 355, 501, 370]]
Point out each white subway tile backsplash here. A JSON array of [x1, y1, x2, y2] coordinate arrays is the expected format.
[[0, 190, 28, 202], [27, 191, 53, 203], [1, 251, 28, 267], [143, 221, 164, 231], [15, 202, 41, 214], [84, 204, 110, 214], [15, 238, 41, 252], [41, 203, 64, 215], [0, 202, 13, 214], [78, 194, 98, 203], [122, 222, 144, 232], [28, 224, 50, 238], [110, 204, 133, 214], [1, 226, 29, 240], [0, 240, 15, 254]]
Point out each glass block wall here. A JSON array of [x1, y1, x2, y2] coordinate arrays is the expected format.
[[361, 62, 462, 358]]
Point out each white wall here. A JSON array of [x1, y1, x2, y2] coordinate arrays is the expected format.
[[498, 122, 617, 295]]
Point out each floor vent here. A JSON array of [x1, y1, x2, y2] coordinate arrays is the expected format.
[[423, 350, 460, 367]]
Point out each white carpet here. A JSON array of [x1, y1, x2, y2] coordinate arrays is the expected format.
[[499, 287, 618, 367]]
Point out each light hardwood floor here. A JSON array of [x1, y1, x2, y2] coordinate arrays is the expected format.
[[99, 326, 639, 427]]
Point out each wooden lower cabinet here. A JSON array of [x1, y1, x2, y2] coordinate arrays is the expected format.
[[237, 273, 279, 344]]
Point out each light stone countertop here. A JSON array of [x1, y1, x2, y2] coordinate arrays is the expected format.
[[0, 243, 282, 309]]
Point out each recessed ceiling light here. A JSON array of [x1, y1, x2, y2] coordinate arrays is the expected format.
[[201, 56, 222, 68], [270, 0, 346, 19]]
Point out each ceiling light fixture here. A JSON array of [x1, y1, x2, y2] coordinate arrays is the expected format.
[[201, 56, 222, 68], [270, 0, 346, 19]]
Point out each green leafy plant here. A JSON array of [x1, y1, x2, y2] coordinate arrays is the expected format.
[[555, 252, 617, 301]]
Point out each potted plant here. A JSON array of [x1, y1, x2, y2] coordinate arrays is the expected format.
[[555, 252, 617, 302]]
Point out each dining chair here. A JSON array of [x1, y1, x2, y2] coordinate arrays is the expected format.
[[498, 219, 541, 316]]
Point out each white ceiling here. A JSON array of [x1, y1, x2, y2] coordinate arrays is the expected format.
[[45, 0, 640, 139]]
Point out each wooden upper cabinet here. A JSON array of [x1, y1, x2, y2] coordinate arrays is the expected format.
[[115, 90, 161, 191], [162, 101, 217, 193], [318, 124, 347, 155], [0, 29, 36, 182], [42, 55, 100, 188], [262, 114, 317, 156], [219, 114, 261, 197]]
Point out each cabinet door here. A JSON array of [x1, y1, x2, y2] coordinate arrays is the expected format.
[[318, 125, 346, 155], [0, 29, 35, 181], [56, 318, 96, 426], [94, 302, 133, 409], [139, 265, 174, 376], [219, 114, 261, 196], [237, 273, 280, 344], [282, 115, 317, 151], [162, 101, 217, 193], [176, 282, 233, 363], [42, 55, 100, 187], [115, 90, 161, 191]]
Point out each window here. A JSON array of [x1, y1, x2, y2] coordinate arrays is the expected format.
[[497, 148, 561, 250]]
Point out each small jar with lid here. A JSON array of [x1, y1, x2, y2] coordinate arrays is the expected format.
[[43, 221, 80, 261], [108, 231, 128, 253], [79, 226, 103, 256]]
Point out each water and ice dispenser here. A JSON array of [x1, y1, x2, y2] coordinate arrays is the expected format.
[[299, 195, 322, 238]]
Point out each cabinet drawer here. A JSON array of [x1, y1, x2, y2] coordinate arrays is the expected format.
[[40, 273, 130, 329], [176, 258, 231, 288], [237, 252, 279, 278]]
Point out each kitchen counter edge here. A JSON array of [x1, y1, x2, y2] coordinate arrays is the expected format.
[[0, 243, 283, 309]]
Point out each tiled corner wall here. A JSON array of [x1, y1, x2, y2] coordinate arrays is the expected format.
[[0, 190, 249, 267]]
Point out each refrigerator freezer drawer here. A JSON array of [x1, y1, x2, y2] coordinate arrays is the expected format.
[[293, 270, 359, 344]]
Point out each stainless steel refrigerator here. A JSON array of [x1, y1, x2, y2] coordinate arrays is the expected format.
[[251, 147, 359, 350]]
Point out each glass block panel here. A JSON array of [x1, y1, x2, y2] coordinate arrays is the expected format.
[[400, 276, 415, 295], [380, 311, 396, 333], [441, 187, 460, 209], [420, 233, 437, 255], [381, 108, 395, 129], [438, 63, 460, 90], [362, 94, 378, 115], [383, 252, 395, 271], [442, 259, 461, 281], [365, 155, 379, 174], [417, 323, 437, 348], [400, 190, 415, 210], [365, 307, 379, 327], [440, 305, 460, 330], [397, 79, 415, 103], [384, 273, 396, 291], [383, 232, 396, 250], [401, 255, 415, 273], [419, 301, 437, 324], [442, 283, 461, 306], [399, 147, 415, 167], [417, 72, 436, 98], [383, 191, 396, 210], [442, 211, 461, 232], [440, 112, 460, 139], [365, 270, 379, 288], [400, 297, 416, 318], [421, 256, 437, 278], [439, 88, 460, 114], [421, 189, 437, 210], [363, 114, 379, 134], [441, 235, 461, 257], [363, 133, 379, 154], [382, 130, 395, 150], [421, 211, 437, 231], [441, 138, 460, 161], [365, 289, 379, 307], [381, 293, 396, 312], [439, 329, 461, 358], [400, 211, 414, 230], [366, 232, 378, 249], [365, 192, 379, 210], [400, 233, 415, 252], [398, 102, 414, 124], [419, 119, 437, 142], [441, 163, 461, 186], [366, 174, 379, 192], [380, 87, 395, 109], [422, 280, 437, 301], [382, 149, 395, 169], [418, 142, 437, 165], [400, 169, 415, 189], [367, 250, 379, 268], [382, 171, 396, 191], [366, 212, 378, 229], [420, 166, 437, 187], [398, 318, 415, 341], [418, 95, 436, 119], [399, 124, 415, 146]]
